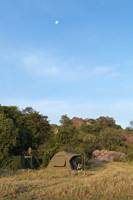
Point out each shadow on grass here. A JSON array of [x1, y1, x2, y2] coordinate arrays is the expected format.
[[85, 159, 109, 172]]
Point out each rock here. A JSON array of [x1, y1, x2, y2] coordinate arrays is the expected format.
[[71, 117, 95, 128], [71, 117, 85, 128], [92, 150, 126, 162], [123, 134, 133, 145]]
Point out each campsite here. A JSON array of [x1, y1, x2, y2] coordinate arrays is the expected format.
[[0, 106, 133, 199], [1, 0, 133, 199]]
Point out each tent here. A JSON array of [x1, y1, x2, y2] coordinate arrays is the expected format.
[[48, 151, 81, 170]]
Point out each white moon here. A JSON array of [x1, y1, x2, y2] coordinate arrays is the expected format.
[[55, 20, 59, 25]]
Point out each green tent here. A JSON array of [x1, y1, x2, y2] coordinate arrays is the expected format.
[[48, 151, 81, 170]]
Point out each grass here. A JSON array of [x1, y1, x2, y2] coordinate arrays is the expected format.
[[0, 162, 133, 200]]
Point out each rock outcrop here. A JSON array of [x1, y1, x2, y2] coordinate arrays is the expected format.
[[92, 149, 126, 162], [123, 134, 133, 145], [71, 117, 85, 128]]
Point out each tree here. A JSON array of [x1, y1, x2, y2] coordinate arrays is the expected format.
[[98, 128, 126, 151], [0, 113, 18, 167], [0, 105, 32, 155], [58, 115, 75, 144], [126, 121, 133, 131], [95, 117, 121, 131], [23, 107, 51, 149]]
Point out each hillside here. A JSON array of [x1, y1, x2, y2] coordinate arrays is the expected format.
[[0, 162, 133, 200], [0, 106, 133, 171]]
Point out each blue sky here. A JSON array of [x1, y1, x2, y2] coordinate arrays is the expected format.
[[0, 0, 133, 127]]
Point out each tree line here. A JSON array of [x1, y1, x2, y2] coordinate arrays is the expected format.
[[0, 105, 133, 170]]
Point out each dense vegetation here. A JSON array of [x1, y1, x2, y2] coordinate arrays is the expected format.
[[0, 105, 133, 170]]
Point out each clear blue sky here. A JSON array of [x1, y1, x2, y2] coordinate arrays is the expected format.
[[0, 0, 133, 127]]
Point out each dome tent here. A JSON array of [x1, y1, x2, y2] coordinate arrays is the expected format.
[[48, 151, 81, 170]]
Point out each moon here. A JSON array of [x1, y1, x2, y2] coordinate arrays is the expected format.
[[55, 20, 60, 25]]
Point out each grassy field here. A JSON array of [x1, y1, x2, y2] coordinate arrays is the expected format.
[[0, 162, 133, 200]]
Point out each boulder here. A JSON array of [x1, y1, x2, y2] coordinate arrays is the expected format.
[[123, 134, 133, 145], [92, 150, 126, 162], [71, 117, 85, 128]]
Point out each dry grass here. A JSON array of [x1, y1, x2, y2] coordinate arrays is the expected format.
[[0, 162, 133, 200]]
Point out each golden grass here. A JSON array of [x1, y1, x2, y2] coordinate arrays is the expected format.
[[0, 162, 133, 200]]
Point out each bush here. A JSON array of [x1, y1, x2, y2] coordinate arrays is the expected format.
[[1, 156, 22, 171], [98, 128, 126, 151]]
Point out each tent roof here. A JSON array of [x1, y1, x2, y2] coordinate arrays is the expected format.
[[54, 151, 80, 161]]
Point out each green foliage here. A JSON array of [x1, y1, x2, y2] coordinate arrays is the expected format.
[[22, 107, 51, 148], [73, 130, 97, 156], [42, 152, 50, 167], [3, 156, 22, 171], [98, 128, 126, 151], [0, 105, 51, 169], [0, 105, 133, 170], [0, 113, 18, 167], [42, 146, 58, 167], [58, 115, 75, 144]]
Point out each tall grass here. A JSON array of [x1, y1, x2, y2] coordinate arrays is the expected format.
[[0, 162, 133, 200]]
